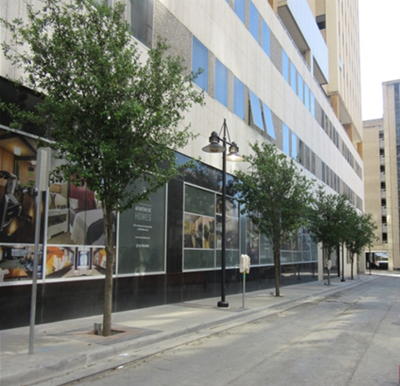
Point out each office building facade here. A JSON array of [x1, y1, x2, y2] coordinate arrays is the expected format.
[[363, 80, 400, 270], [0, 0, 363, 329]]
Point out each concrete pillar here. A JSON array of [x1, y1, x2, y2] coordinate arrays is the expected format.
[[344, 123, 353, 142], [330, 94, 340, 119], [269, 0, 278, 14]]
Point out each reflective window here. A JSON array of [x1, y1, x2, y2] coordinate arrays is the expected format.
[[292, 132, 297, 160], [127, 0, 153, 47], [310, 93, 315, 117], [262, 20, 270, 57], [184, 185, 239, 270], [192, 37, 208, 92], [290, 63, 297, 93], [304, 83, 310, 110], [262, 102, 276, 139], [249, 90, 264, 130], [283, 124, 290, 155], [282, 50, 289, 83], [297, 74, 304, 103], [249, 1, 259, 42], [235, 0, 245, 24], [215, 59, 228, 107], [234, 76, 245, 120]]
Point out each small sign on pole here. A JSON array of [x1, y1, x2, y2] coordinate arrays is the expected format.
[[240, 254, 250, 309]]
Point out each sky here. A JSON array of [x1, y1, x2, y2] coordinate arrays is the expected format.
[[359, 0, 400, 121]]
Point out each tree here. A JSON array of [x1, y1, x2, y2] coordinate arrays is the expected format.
[[308, 188, 350, 285], [345, 212, 377, 279], [1, 0, 203, 336], [234, 142, 314, 296]]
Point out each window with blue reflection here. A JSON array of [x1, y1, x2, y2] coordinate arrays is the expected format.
[[291, 132, 297, 160], [192, 37, 208, 92], [262, 102, 276, 139], [282, 50, 289, 83], [249, 90, 264, 130], [304, 84, 310, 110], [290, 63, 296, 93], [249, 1, 259, 42], [310, 93, 315, 117], [283, 124, 290, 155], [297, 74, 304, 103], [235, 0, 245, 24], [234, 76, 245, 120], [262, 20, 270, 57], [215, 59, 228, 107]]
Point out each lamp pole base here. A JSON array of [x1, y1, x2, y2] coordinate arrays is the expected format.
[[217, 300, 229, 308]]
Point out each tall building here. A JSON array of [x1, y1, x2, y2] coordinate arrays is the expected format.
[[0, 0, 364, 329], [363, 80, 400, 271]]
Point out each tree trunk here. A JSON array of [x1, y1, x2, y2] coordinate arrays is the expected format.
[[350, 255, 354, 280], [102, 201, 115, 337], [336, 245, 340, 277], [273, 244, 281, 297]]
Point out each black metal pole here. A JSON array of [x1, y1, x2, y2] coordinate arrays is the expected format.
[[218, 120, 229, 308]]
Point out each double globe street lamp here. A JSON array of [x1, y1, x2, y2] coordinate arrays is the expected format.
[[202, 119, 243, 308]]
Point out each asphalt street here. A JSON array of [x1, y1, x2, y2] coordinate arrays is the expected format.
[[71, 275, 400, 386]]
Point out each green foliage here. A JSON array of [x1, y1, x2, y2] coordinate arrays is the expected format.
[[308, 187, 351, 259], [1, 0, 204, 335], [345, 212, 377, 259], [235, 142, 314, 247], [1, 0, 204, 213], [309, 187, 377, 278], [234, 142, 314, 295]]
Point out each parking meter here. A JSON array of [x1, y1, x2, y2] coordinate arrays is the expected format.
[[240, 254, 250, 274], [240, 254, 250, 308]]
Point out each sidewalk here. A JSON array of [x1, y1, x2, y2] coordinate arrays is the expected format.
[[0, 274, 378, 386]]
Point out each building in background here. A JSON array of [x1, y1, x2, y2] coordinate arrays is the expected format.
[[363, 80, 400, 271], [0, 0, 364, 329]]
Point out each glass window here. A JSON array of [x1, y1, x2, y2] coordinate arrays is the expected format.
[[185, 185, 214, 217], [249, 90, 264, 130], [215, 59, 228, 107], [249, 1, 259, 42], [192, 37, 208, 92], [118, 184, 165, 274], [297, 74, 304, 103], [262, 20, 270, 57], [304, 83, 310, 110], [282, 50, 289, 83], [290, 63, 297, 93], [310, 93, 315, 117], [127, 0, 153, 47], [235, 0, 245, 24], [234, 76, 245, 120], [291, 132, 297, 160], [283, 124, 290, 155], [262, 102, 276, 139]]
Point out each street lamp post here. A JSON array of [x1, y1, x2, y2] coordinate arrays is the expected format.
[[202, 119, 243, 308]]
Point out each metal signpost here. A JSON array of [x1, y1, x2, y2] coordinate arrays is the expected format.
[[29, 148, 51, 354]]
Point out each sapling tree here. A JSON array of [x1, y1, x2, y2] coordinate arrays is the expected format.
[[234, 142, 314, 296], [1, 0, 203, 335], [308, 188, 350, 284]]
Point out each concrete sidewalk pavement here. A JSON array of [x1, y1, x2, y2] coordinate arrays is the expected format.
[[0, 274, 379, 386]]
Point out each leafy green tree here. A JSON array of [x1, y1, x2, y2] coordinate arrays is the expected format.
[[234, 142, 314, 296], [345, 212, 377, 279], [308, 188, 350, 284], [1, 0, 203, 335]]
